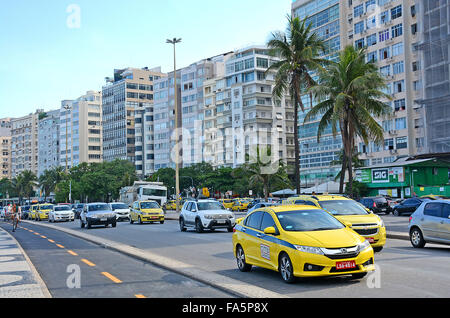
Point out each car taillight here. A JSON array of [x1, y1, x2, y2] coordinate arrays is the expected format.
[[409, 216, 413, 223], [373, 202, 377, 208]]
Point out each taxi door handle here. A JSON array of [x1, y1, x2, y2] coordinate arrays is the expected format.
[[256, 233, 263, 238]]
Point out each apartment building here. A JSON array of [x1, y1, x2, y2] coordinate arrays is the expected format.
[[0, 118, 12, 179], [292, 0, 423, 185], [150, 71, 181, 174], [10, 111, 41, 177], [292, 0, 344, 186], [417, 0, 450, 153], [203, 46, 296, 170], [37, 109, 60, 177], [102, 67, 165, 164], [60, 91, 103, 171]]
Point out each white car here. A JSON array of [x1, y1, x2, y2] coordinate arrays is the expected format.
[[111, 202, 131, 221], [49, 205, 75, 222], [179, 199, 236, 233]]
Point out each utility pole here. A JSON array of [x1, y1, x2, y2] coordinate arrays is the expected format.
[[167, 37, 182, 213]]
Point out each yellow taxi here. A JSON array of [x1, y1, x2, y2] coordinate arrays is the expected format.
[[35, 203, 54, 221], [232, 199, 250, 212], [285, 195, 386, 252], [220, 199, 234, 209], [233, 205, 375, 283], [130, 201, 165, 224], [29, 204, 39, 220]]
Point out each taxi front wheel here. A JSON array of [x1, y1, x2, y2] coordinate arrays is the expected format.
[[279, 253, 296, 284], [236, 246, 252, 272]]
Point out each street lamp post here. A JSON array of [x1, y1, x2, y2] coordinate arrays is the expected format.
[[167, 38, 182, 213], [63, 104, 71, 203]]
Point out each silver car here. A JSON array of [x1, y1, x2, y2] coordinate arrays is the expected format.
[[409, 200, 450, 248], [80, 203, 117, 229]]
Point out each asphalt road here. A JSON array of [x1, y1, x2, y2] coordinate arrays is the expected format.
[[23, 216, 450, 298], [0, 221, 232, 298]]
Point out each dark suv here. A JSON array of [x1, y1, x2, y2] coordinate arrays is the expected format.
[[360, 197, 392, 214]]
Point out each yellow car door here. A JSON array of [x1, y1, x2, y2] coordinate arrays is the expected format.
[[240, 211, 265, 265], [256, 211, 280, 270]]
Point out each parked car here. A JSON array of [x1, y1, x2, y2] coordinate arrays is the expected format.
[[72, 203, 85, 219], [111, 202, 131, 221], [247, 202, 279, 214], [80, 203, 116, 229], [359, 197, 392, 214], [392, 198, 430, 216], [179, 199, 236, 233], [409, 200, 450, 248], [233, 205, 375, 283], [49, 205, 75, 223]]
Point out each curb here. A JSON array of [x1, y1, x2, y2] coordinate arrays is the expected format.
[[387, 231, 409, 241], [0, 226, 52, 298], [23, 220, 285, 299]]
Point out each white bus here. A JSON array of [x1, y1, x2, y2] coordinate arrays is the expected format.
[[120, 182, 168, 207]]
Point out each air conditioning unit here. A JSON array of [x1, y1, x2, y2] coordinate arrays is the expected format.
[[390, 149, 398, 155], [389, 130, 398, 135]]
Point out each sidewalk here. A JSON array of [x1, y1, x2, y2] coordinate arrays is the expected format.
[[0, 224, 51, 298]]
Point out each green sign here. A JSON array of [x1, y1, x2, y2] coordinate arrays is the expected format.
[[357, 170, 372, 183]]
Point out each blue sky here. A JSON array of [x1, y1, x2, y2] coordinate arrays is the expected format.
[[0, 0, 291, 117]]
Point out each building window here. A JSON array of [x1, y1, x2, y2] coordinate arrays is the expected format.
[[394, 99, 406, 111], [393, 61, 404, 74], [396, 137, 408, 149], [391, 24, 403, 38], [355, 21, 365, 34], [392, 42, 404, 56], [354, 4, 364, 17], [395, 117, 407, 130], [391, 5, 402, 20], [393, 80, 405, 93], [367, 33, 377, 46], [355, 38, 365, 49], [379, 47, 390, 60], [379, 29, 390, 42]]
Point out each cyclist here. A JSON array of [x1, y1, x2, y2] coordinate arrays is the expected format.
[[11, 204, 20, 232]]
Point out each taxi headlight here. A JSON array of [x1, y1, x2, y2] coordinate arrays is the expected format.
[[204, 215, 214, 219], [294, 245, 324, 255], [378, 219, 385, 228], [358, 240, 372, 252]]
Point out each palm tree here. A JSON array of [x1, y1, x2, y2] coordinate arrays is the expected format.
[[267, 15, 328, 195], [242, 146, 291, 201], [305, 45, 392, 196], [39, 167, 65, 200], [11, 170, 37, 204]]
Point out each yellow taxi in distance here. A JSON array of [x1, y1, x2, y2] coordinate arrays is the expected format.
[[36, 204, 54, 221], [232, 205, 375, 283], [232, 199, 250, 212], [130, 201, 165, 224], [29, 204, 39, 220], [285, 195, 386, 252], [220, 199, 234, 210]]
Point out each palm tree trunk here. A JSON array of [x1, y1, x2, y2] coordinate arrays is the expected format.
[[339, 155, 347, 194], [294, 94, 301, 195]]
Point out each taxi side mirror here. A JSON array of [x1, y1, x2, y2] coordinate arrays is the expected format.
[[264, 227, 278, 236], [343, 221, 352, 228]]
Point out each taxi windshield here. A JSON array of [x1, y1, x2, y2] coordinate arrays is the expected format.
[[140, 202, 160, 209], [319, 200, 369, 216], [40, 205, 53, 210], [276, 210, 344, 232]]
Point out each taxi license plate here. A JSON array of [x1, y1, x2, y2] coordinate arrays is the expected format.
[[368, 237, 375, 243], [336, 261, 356, 270], [217, 220, 226, 224]]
